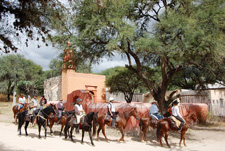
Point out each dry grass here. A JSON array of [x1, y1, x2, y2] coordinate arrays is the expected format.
[[0, 94, 13, 102], [0, 102, 14, 123]]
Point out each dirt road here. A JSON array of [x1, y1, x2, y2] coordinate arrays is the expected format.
[[0, 122, 225, 151]]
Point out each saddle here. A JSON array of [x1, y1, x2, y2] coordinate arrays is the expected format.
[[104, 113, 119, 122], [169, 116, 181, 128]]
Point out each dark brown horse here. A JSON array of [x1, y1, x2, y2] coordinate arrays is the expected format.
[[36, 104, 56, 138], [96, 107, 139, 142], [64, 112, 98, 146], [12, 103, 29, 124], [156, 112, 198, 148]]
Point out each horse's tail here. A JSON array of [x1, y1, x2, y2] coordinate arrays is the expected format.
[[156, 121, 162, 142], [92, 121, 97, 137]]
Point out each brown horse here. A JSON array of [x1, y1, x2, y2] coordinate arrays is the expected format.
[[139, 116, 158, 142], [139, 112, 171, 142], [12, 103, 29, 124], [156, 112, 198, 148], [96, 107, 139, 142]]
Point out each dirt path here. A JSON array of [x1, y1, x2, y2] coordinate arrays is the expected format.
[[0, 122, 225, 151]]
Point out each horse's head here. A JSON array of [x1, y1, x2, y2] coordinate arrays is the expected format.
[[186, 112, 198, 126], [49, 103, 57, 114], [190, 112, 198, 123], [23, 103, 30, 110], [131, 107, 139, 119]]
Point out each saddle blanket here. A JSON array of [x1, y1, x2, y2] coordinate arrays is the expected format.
[[169, 116, 181, 128]]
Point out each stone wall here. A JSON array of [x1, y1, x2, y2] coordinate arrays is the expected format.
[[44, 76, 62, 102]]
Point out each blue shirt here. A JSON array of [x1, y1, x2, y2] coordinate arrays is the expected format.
[[149, 104, 159, 115]]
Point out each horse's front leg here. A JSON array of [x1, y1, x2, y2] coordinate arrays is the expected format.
[[81, 129, 85, 144], [44, 123, 47, 138], [89, 129, 94, 146], [70, 127, 74, 141], [38, 124, 41, 138], [179, 131, 186, 147], [25, 121, 29, 136], [144, 127, 148, 142], [64, 125, 68, 139], [60, 123, 64, 136], [118, 127, 125, 142], [49, 120, 54, 134], [97, 126, 101, 141]]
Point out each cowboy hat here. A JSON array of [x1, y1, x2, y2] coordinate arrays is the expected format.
[[172, 99, 179, 105], [76, 98, 82, 103], [109, 97, 114, 101]]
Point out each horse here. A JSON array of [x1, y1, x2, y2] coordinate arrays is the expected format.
[[17, 110, 31, 136], [139, 112, 171, 142], [36, 104, 56, 138], [139, 116, 158, 142], [156, 112, 198, 148], [12, 103, 29, 124], [96, 107, 139, 142], [48, 110, 75, 136], [64, 112, 98, 146]]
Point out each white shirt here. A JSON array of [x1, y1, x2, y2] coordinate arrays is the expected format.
[[108, 102, 115, 112], [31, 98, 38, 110], [18, 97, 26, 104], [149, 104, 159, 114], [74, 104, 84, 115], [172, 106, 182, 117]]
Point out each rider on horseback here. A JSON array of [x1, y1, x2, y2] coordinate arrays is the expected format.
[[171, 100, 185, 132], [74, 98, 86, 124], [149, 100, 164, 120], [108, 97, 116, 128], [28, 94, 38, 126], [57, 98, 65, 123], [17, 93, 26, 110]]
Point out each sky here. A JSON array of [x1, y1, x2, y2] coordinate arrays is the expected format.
[[13, 41, 129, 73]]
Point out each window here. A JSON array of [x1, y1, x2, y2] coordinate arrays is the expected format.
[[220, 99, 224, 108]]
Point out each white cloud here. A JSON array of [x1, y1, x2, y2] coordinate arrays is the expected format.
[[15, 41, 61, 71]]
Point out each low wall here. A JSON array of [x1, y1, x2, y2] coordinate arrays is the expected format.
[[86, 102, 208, 132]]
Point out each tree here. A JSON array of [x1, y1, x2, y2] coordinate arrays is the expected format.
[[105, 67, 146, 103], [52, 0, 225, 112], [0, 54, 43, 100], [0, 0, 67, 53]]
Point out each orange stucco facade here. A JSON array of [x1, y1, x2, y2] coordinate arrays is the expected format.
[[61, 69, 106, 103]]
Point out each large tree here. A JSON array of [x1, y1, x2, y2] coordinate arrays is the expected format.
[[52, 0, 225, 112]]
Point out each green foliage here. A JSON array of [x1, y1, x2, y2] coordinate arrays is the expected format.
[[105, 67, 146, 103], [49, 0, 225, 111], [0, 54, 43, 100]]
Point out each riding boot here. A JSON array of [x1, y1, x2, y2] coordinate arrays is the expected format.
[[111, 119, 115, 128], [57, 117, 61, 124]]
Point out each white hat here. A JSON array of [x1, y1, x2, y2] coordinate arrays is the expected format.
[[151, 100, 157, 103], [109, 97, 114, 101]]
